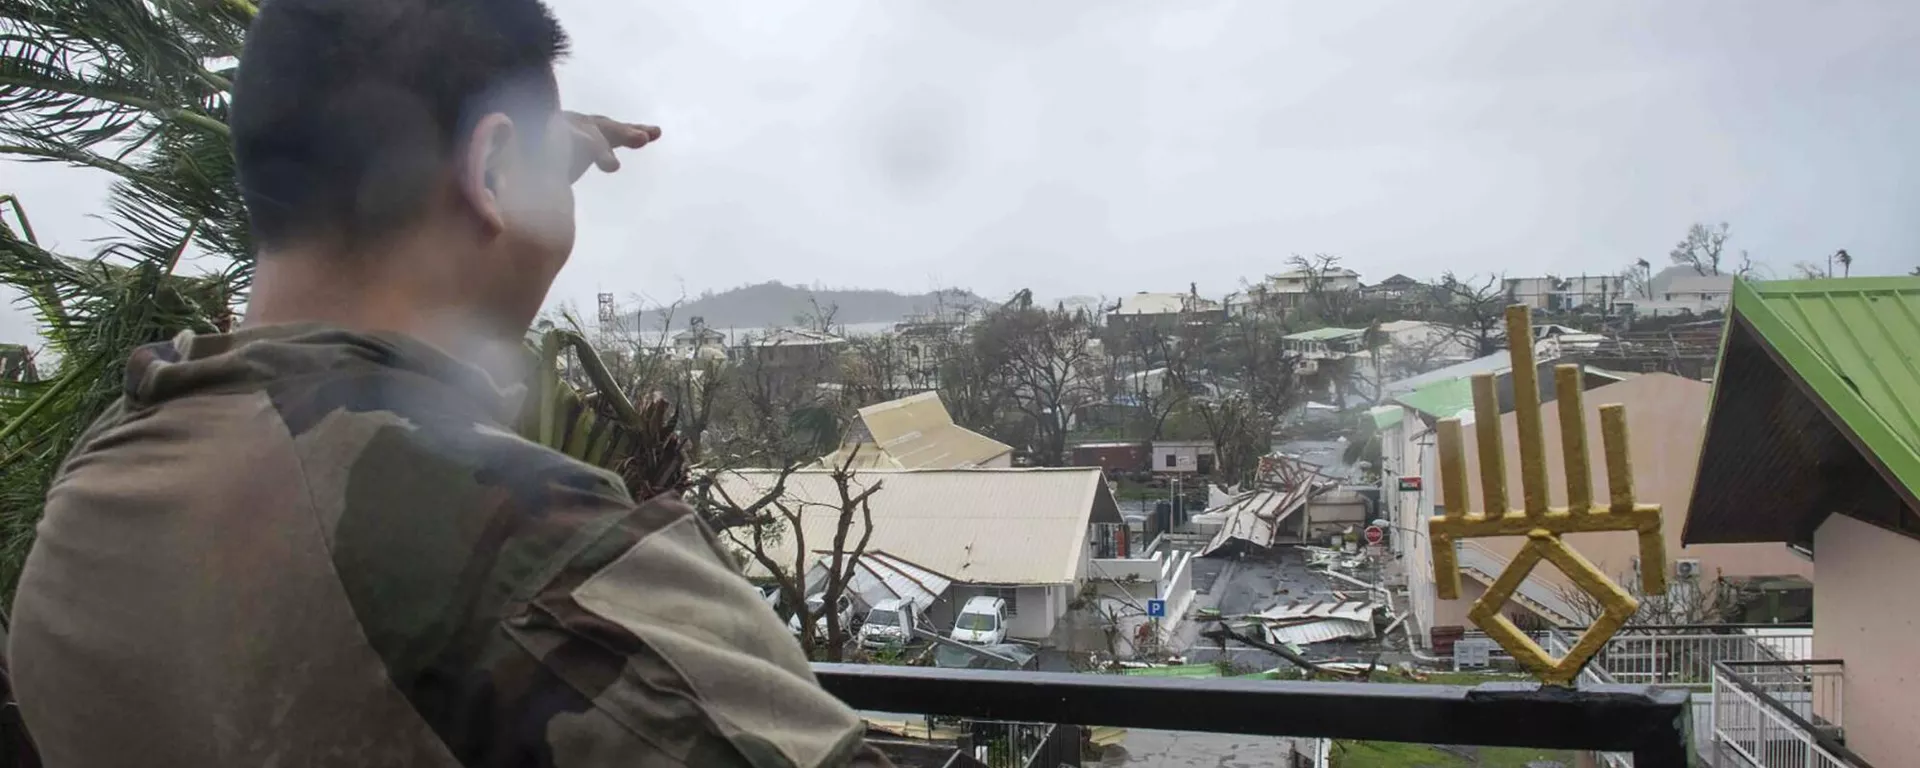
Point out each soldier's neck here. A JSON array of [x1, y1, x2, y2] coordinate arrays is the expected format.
[[244, 243, 514, 363]]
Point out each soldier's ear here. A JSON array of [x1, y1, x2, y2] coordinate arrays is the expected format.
[[460, 113, 518, 236]]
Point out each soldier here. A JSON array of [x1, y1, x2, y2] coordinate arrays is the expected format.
[[8, 0, 890, 765]]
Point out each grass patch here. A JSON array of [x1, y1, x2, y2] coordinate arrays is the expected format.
[[1330, 740, 1576, 767], [1327, 671, 1576, 766]]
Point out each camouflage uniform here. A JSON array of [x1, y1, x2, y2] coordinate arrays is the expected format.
[[9, 325, 891, 767]]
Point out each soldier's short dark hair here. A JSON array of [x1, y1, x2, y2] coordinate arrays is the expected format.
[[231, 0, 571, 250]]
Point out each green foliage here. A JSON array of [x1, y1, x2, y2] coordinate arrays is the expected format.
[[0, 0, 255, 606]]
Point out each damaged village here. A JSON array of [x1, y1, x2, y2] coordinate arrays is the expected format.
[[455, 261, 1885, 768], [6, 2, 1916, 764], [9, 247, 1907, 766]]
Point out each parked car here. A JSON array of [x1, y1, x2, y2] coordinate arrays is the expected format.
[[949, 595, 1009, 645], [858, 598, 926, 649], [788, 594, 856, 640]]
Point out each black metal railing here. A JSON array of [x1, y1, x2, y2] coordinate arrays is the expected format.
[[816, 662, 1693, 766]]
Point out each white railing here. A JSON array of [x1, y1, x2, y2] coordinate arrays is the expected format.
[[1584, 626, 1812, 690], [1536, 626, 1813, 768], [1710, 661, 1868, 768]]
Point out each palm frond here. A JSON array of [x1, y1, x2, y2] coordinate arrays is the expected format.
[[519, 330, 690, 501], [0, 0, 243, 146]]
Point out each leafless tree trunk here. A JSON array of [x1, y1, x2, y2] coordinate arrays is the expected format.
[[1670, 222, 1730, 277], [700, 447, 883, 662], [976, 299, 1102, 466], [1435, 272, 1508, 357]]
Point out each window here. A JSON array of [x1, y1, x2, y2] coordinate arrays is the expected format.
[[988, 587, 1019, 616], [1164, 453, 1177, 468]]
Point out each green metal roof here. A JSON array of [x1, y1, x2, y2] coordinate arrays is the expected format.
[[1365, 404, 1405, 431], [1282, 326, 1366, 341], [1395, 377, 1475, 420], [1729, 276, 1920, 499]]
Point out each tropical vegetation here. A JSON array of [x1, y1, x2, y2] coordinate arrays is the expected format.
[[0, 0, 679, 608]]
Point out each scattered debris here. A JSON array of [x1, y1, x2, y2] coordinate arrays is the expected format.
[[1257, 600, 1378, 646]]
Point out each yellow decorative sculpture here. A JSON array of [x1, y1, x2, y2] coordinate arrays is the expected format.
[[1429, 305, 1667, 686]]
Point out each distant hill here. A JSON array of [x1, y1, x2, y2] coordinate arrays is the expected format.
[[625, 282, 988, 331]]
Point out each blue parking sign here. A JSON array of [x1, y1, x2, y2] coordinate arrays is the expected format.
[[1146, 599, 1166, 618]]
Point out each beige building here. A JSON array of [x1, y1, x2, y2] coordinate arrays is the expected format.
[[823, 391, 1012, 470], [1432, 373, 1812, 631], [711, 468, 1125, 641]]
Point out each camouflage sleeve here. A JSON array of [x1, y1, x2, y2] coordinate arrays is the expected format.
[[494, 492, 894, 768], [310, 398, 893, 767]]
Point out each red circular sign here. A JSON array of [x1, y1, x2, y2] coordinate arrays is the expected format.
[[1364, 525, 1385, 545]]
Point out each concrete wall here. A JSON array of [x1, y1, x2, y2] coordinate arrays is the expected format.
[[1090, 551, 1197, 659], [945, 584, 1063, 641], [1303, 491, 1371, 541], [1457, 374, 1813, 603], [1382, 411, 1439, 647], [1813, 513, 1920, 766], [1152, 442, 1213, 474], [1011, 585, 1063, 640], [1089, 556, 1163, 583]]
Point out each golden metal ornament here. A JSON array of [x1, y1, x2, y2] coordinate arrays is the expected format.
[[1428, 305, 1667, 686]]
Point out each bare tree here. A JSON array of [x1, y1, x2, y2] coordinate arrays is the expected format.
[[1169, 315, 1303, 486], [699, 448, 882, 662], [975, 297, 1103, 466], [1558, 567, 1758, 627], [1286, 253, 1355, 325], [841, 332, 912, 406], [1105, 319, 1202, 440], [1434, 272, 1508, 357], [1670, 222, 1730, 277], [1791, 261, 1831, 280]]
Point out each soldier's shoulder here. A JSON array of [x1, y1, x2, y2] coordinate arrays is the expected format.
[[262, 363, 630, 506]]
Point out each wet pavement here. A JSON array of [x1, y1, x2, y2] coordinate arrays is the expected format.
[[1175, 547, 1408, 672]]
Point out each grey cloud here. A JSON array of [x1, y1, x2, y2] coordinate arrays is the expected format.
[[7, 0, 1920, 343]]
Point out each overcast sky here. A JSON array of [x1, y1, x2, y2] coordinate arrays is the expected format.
[[5, 0, 1918, 342]]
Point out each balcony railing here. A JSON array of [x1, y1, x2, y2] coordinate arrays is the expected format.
[[1555, 624, 1813, 690], [816, 662, 1694, 767], [1710, 660, 1870, 768]]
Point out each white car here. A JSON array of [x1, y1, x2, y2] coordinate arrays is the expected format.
[[949, 595, 1008, 646], [788, 594, 856, 640], [858, 598, 924, 649]]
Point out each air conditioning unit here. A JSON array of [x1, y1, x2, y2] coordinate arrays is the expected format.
[[1674, 559, 1703, 579]]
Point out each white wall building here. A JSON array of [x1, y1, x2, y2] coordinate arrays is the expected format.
[[1151, 440, 1216, 475], [713, 467, 1126, 642]]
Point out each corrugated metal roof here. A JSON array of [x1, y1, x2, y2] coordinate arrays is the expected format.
[[1196, 486, 1312, 556], [804, 550, 954, 611], [1743, 278, 1920, 483], [714, 468, 1120, 585], [1382, 351, 1513, 396], [1686, 277, 1920, 544], [824, 392, 1013, 470], [1365, 404, 1405, 431], [1284, 326, 1368, 342], [1258, 600, 1377, 646], [1395, 377, 1476, 420], [1112, 293, 1188, 315]]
